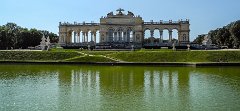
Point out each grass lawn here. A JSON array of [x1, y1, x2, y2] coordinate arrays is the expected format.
[[0, 49, 240, 63], [66, 55, 117, 62], [107, 50, 240, 62], [0, 51, 81, 61]]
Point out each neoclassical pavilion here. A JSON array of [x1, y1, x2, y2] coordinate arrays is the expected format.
[[59, 8, 190, 48]]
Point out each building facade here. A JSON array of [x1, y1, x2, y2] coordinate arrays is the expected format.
[[59, 9, 190, 48]]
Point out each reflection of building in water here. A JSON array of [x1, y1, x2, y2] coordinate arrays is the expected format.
[[58, 69, 100, 90], [143, 69, 190, 110], [144, 70, 178, 97], [57, 69, 101, 110], [57, 67, 191, 110], [99, 69, 145, 90], [57, 68, 190, 93]]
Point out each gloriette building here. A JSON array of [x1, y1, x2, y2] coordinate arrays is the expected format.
[[59, 8, 190, 49]]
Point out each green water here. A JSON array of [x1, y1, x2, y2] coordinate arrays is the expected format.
[[0, 65, 240, 111]]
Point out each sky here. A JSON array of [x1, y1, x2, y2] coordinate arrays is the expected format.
[[1, 0, 240, 41]]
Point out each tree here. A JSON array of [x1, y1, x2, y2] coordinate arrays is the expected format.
[[199, 20, 240, 48], [208, 29, 218, 45], [29, 28, 42, 47], [216, 28, 231, 46], [0, 23, 58, 49], [193, 34, 205, 44], [230, 20, 240, 48], [18, 28, 31, 48], [0, 26, 8, 49]]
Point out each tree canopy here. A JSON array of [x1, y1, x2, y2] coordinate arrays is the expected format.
[[0, 23, 58, 49], [193, 20, 240, 48]]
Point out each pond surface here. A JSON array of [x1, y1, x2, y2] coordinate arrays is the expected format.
[[0, 65, 240, 111]]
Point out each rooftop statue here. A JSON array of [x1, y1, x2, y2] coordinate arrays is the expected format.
[[127, 11, 134, 16], [116, 8, 125, 15], [107, 12, 114, 16]]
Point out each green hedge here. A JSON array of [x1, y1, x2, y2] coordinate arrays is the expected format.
[[0, 51, 80, 61]]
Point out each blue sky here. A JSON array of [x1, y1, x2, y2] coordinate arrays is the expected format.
[[1, 0, 240, 41]]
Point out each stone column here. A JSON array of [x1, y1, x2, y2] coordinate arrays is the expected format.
[[150, 30, 154, 37], [83, 32, 85, 43], [117, 31, 119, 41], [126, 31, 130, 43], [134, 32, 142, 43], [59, 34, 62, 43], [127, 31, 131, 42], [63, 34, 66, 43], [108, 31, 114, 42], [114, 32, 117, 42], [106, 32, 108, 42], [178, 30, 190, 44], [60, 32, 67, 44], [76, 32, 78, 43], [74, 32, 76, 43], [86, 32, 88, 43], [77, 32, 80, 43], [121, 32, 123, 42], [178, 31, 182, 42], [67, 32, 71, 44], [79, 33, 81, 43], [118, 31, 122, 42], [94, 32, 97, 43], [159, 30, 163, 43], [123, 32, 126, 42], [133, 32, 135, 42], [169, 30, 172, 43], [91, 32, 93, 42]]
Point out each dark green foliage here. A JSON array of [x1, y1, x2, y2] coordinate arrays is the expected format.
[[0, 23, 58, 49], [193, 34, 205, 44], [230, 20, 240, 48], [194, 20, 240, 48], [216, 28, 231, 46]]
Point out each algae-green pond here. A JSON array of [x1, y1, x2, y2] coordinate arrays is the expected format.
[[0, 65, 240, 111]]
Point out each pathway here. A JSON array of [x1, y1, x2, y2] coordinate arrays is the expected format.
[[78, 51, 125, 62]]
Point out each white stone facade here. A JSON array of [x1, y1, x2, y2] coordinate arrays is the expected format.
[[59, 9, 190, 48]]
